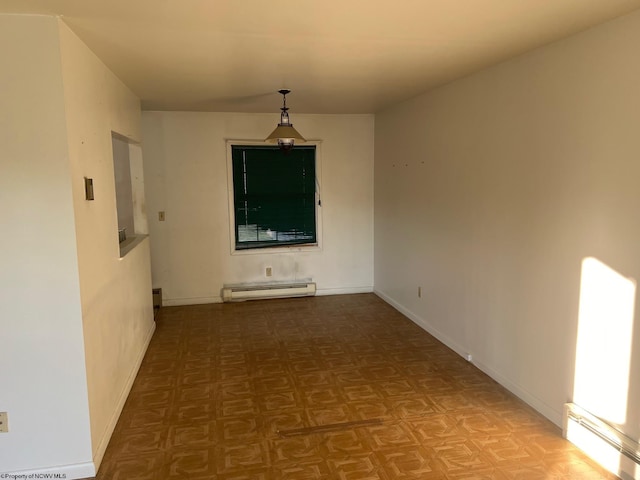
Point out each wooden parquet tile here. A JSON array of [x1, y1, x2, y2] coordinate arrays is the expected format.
[[92, 294, 617, 479]]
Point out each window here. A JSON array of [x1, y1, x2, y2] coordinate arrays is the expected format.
[[231, 145, 317, 250]]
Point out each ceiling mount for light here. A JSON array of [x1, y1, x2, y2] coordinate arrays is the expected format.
[[265, 89, 306, 151]]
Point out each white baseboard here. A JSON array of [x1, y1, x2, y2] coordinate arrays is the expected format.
[[471, 358, 562, 426], [163, 295, 222, 306], [316, 286, 373, 296], [3, 462, 96, 480], [162, 287, 374, 306], [92, 320, 157, 471], [374, 289, 468, 359], [374, 288, 563, 428]]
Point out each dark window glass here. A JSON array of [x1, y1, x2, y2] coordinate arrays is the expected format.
[[232, 145, 316, 250]]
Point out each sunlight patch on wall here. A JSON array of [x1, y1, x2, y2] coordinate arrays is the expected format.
[[574, 257, 635, 425], [569, 257, 637, 478]]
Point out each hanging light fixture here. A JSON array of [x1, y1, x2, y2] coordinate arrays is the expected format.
[[265, 89, 306, 151]]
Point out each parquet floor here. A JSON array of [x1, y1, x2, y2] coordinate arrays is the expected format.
[[94, 294, 617, 479]]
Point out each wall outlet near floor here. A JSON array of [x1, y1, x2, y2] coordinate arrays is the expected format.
[[0, 412, 8, 433], [466, 354, 473, 363], [265, 266, 272, 277]]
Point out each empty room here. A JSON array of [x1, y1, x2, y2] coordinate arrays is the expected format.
[[2, 1, 640, 478]]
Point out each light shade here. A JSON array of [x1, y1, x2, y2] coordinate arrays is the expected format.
[[265, 89, 306, 151], [265, 125, 306, 144]]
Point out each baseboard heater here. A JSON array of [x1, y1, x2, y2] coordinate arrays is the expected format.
[[222, 282, 316, 302], [563, 403, 640, 479]]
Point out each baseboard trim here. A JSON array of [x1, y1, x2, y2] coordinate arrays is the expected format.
[[374, 289, 468, 359], [374, 288, 562, 428], [316, 286, 373, 296], [3, 462, 96, 480], [472, 358, 562, 426], [92, 320, 156, 472], [164, 296, 223, 306], [162, 288, 374, 306]]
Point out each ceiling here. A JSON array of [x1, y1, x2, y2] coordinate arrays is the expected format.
[[2, 0, 640, 113]]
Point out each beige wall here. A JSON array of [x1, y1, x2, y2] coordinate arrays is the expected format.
[[0, 15, 93, 476], [374, 8, 640, 443], [142, 112, 374, 304], [0, 15, 153, 478], [58, 21, 154, 469]]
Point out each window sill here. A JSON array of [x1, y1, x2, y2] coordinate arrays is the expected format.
[[119, 234, 148, 258], [231, 243, 320, 256]]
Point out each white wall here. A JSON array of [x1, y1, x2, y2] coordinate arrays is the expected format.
[[0, 15, 93, 476], [0, 16, 153, 478], [142, 112, 374, 305], [58, 21, 155, 469], [375, 7, 640, 444]]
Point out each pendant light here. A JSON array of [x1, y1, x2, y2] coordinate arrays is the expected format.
[[265, 89, 306, 151]]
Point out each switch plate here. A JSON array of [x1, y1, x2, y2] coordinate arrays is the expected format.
[[0, 412, 8, 433], [418, 286, 422, 298], [266, 267, 272, 277], [84, 177, 94, 200], [158, 211, 165, 221]]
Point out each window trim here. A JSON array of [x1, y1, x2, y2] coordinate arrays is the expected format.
[[226, 139, 323, 255], [111, 132, 148, 258]]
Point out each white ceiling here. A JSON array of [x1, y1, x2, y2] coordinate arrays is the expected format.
[[2, 0, 640, 113]]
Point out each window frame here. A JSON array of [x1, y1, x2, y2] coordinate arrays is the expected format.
[[111, 132, 149, 258], [226, 139, 323, 255]]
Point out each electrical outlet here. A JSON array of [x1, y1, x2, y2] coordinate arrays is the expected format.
[[158, 211, 166, 221], [0, 412, 8, 433], [266, 266, 272, 277]]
